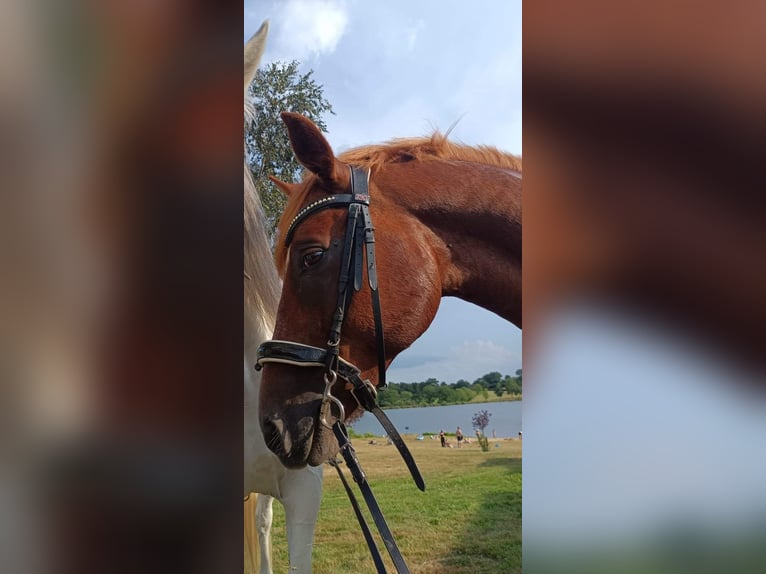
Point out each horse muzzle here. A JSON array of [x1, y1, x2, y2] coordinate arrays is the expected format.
[[258, 362, 347, 467]]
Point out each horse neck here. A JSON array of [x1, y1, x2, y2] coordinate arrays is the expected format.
[[381, 160, 522, 327]]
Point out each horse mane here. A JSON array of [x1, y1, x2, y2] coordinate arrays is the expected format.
[[244, 100, 281, 337], [274, 132, 522, 274], [338, 132, 522, 174]]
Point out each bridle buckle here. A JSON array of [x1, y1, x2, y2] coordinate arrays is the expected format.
[[320, 369, 345, 428]]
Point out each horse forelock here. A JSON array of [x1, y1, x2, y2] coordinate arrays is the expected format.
[[274, 133, 522, 273]]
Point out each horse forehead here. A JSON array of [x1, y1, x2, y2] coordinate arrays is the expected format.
[[289, 206, 344, 244]]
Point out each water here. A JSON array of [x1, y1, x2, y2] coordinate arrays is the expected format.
[[348, 401, 522, 438]]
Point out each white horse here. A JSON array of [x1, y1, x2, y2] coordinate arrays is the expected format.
[[243, 21, 324, 574]]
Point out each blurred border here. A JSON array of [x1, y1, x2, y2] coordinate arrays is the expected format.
[[524, 2, 766, 573], [1, 1, 243, 572]]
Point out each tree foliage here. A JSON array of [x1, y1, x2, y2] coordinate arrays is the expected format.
[[472, 409, 492, 434], [376, 371, 522, 409], [245, 60, 334, 239], [472, 409, 493, 451]]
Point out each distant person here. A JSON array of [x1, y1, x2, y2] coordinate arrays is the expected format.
[[439, 429, 446, 448], [456, 426, 464, 448]]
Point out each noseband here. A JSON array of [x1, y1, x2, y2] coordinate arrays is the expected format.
[[255, 165, 423, 574]]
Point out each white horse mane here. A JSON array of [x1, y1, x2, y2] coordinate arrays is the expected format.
[[244, 161, 280, 343], [244, 52, 280, 343], [243, 21, 323, 574]]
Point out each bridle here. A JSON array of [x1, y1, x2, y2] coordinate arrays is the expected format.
[[255, 165, 424, 574]]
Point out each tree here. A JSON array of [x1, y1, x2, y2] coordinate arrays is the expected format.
[[421, 382, 439, 404], [245, 60, 334, 239], [477, 371, 503, 393], [455, 379, 471, 389], [435, 384, 457, 404], [455, 387, 475, 403], [472, 409, 492, 435], [504, 374, 522, 395], [472, 409, 492, 452]]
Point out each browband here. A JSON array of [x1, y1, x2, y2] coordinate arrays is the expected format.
[[284, 192, 369, 247]]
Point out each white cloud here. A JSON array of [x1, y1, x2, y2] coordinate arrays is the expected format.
[[273, 0, 349, 61], [388, 339, 521, 384], [404, 19, 425, 52], [452, 339, 519, 366]]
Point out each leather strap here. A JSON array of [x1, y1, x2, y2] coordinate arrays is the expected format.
[[284, 194, 361, 246], [256, 340, 425, 492], [329, 458, 387, 574], [255, 340, 359, 380], [346, 372, 425, 492], [333, 422, 412, 574]]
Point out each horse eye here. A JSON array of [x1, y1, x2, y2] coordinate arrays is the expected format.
[[302, 250, 324, 268]]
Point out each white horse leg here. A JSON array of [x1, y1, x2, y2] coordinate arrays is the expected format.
[[282, 467, 323, 574], [283, 504, 319, 574], [255, 494, 274, 574]]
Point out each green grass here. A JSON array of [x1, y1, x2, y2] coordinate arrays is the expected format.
[[259, 436, 521, 573]]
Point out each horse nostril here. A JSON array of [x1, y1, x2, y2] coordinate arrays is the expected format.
[[261, 417, 286, 456]]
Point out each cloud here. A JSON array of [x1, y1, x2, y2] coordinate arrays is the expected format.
[[451, 339, 519, 365], [272, 0, 349, 61], [388, 339, 521, 384], [388, 353, 444, 370], [404, 19, 425, 52]]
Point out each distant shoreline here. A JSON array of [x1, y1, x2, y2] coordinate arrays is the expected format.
[[380, 394, 521, 411]]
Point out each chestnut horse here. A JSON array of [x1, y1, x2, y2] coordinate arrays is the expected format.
[[244, 24, 323, 574], [260, 112, 521, 467]]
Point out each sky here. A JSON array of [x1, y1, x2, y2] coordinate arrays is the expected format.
[[244, 0, 522, 384]]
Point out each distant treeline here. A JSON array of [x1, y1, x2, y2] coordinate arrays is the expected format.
[[377, 370, 522, 409]]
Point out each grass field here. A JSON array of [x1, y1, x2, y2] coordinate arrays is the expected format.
[[260, 435, 521, 573]]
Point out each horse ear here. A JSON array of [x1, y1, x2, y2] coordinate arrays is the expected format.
[[244, 21, 269, 95], [268, 175, 299, 197], [281, 112, 345, 187]]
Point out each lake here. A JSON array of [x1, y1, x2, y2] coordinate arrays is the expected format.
[[348, 401, 522, 438]]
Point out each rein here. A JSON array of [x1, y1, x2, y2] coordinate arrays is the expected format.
[[255, 165, 424, 573]]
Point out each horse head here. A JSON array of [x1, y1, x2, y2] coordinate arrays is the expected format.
[[259, 113, 445, 467]]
